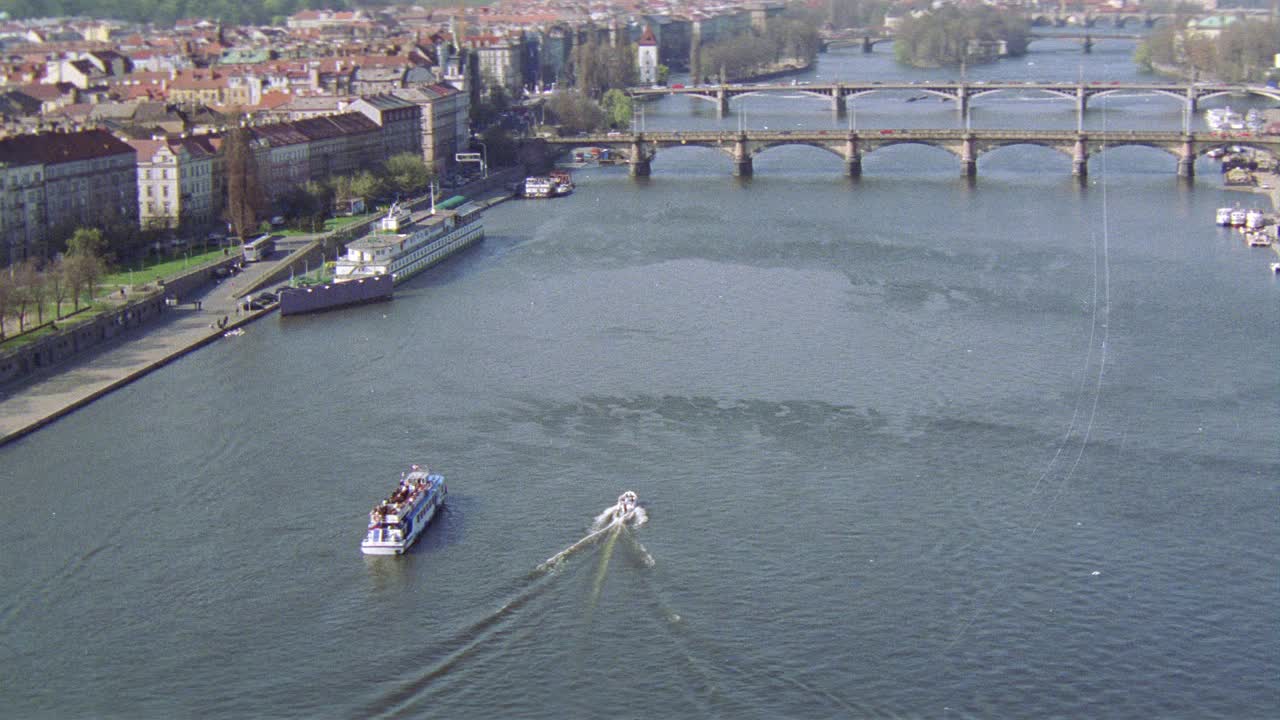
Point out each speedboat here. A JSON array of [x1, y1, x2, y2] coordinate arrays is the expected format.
[[613, 490, 638, 521]]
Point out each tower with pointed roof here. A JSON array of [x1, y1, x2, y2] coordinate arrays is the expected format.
[[637, 25, 658, 85]]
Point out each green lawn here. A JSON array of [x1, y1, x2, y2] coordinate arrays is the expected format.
[[274, 213, 377, 237], [101, 248, 231, 289]]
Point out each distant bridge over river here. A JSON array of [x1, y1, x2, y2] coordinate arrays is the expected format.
[[628, 81, 1280, 120], [538, 129, 1280, 178]]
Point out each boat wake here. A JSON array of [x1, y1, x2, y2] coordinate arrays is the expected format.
[[363, 492, 651, 718], [540, 491, 648, 572]]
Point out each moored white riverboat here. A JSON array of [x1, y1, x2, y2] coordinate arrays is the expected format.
[[332, 200, 483, 287], [1229, 208, 1248, 227], [362, 465, 447, 555], [1215, 207, 1233, 225]]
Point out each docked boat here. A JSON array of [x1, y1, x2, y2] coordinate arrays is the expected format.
[[334, 201, 483, 284], [1215, 207, 1233, 225], [1246, 231, 1272, 247], [1245, 209, 1265, 229], [362, 465, 447, 555], [524, 176, 555, 198], [282, 200, 483, 316], [1230, 208, 1248, 227], [1205, 106, 1244, 132], [550, 169, 575, 196]]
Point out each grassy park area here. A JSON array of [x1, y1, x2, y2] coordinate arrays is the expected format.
[[0, 247, 233, 350]]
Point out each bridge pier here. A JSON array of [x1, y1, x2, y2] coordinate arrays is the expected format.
[[960, 135, 976, 177], [862, 36, 873, 53], [1073, 136, 1088, 177], [1083, 35, 1093, 53], [844, 136, 861, 177], [733, 136, 753, 177], [629, 140, 650, 177], [717, 88, 732, 118], [1177, 138, 1195, 178], [832, 90, 846, 118], [1185, 87, 1197, 114], [1076, 86, 1088, 118], [956, 85, 969, 118]]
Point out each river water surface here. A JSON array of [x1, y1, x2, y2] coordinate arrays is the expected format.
[[1, 40, 1277, 718]]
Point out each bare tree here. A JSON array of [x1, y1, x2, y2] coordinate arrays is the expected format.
[[11, 260, 36, 332], [0, 271, 12, 339], [28, 260, 48, 325], [46, 257, 68, 320], [223, 125, 264, 241]]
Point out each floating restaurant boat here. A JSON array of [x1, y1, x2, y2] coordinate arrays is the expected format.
[[1230, 208, 1248, 227], [1215, 207, 1233, 225], [279, 199, 483, 316], [361, 465, 447, 555]]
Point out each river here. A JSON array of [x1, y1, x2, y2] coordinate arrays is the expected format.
[[1, 39, 1276, 719]]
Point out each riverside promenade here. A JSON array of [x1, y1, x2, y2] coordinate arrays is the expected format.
[[0, 186, 518, 448], [0, 258, 282, 446]]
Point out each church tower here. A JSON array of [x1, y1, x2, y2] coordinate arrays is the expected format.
[[637, 25, 658, 85]]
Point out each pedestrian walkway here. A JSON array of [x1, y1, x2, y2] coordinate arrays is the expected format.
[[0, 259, 282, 446], [0, 185, 520, 447]]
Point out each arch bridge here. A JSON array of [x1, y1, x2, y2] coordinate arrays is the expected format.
[[537, 129, 1280, 179], [629, 81, 1280, 121]]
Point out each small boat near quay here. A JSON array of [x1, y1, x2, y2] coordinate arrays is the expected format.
[[1245, 209, 1265, 229], [1215, 207, 1233, 225], [362, 465, 447, 556], [549, 169, 575, 196], [1230, 208, 1248, 227], [1245, 231, 1272, 247]]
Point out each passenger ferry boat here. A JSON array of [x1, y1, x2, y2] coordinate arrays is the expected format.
[[332, 200, 483, 286], [524, 176, 555, 198], [1245, 208, 1265, 229], [362, 465, 447, 555], [1215, 207, 1233, 225], [1229, 208, 1248, 227]]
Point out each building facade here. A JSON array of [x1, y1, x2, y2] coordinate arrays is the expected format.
[[0, 129, 137, 266]]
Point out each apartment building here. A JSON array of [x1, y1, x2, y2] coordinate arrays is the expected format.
[[392, 83, 468, 173], [0, 129, 137, 266], [350, 94, 423, 160], [127, 135, 219, 233]]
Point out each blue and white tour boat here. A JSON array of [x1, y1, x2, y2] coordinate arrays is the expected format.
[[361, 465, 447, 555]]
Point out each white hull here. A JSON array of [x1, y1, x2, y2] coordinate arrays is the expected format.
[[362, 471, 447, 556], [391, 223, 483, 285], [362, 501, 440, 555]]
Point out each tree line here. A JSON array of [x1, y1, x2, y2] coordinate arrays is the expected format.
[[893, 7, 1029, 68], [0, 228, 105, 339], [1135, 19, 1280, 83]]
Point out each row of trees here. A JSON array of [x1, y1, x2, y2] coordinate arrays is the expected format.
[[1136, 20, 1280, 83], [0, 228, 106, 339], [893, 7, 1030, 68], [698, 18, 821, 83], [273, 152, 436, 232]]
